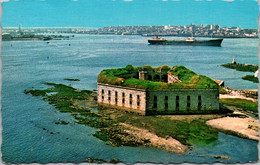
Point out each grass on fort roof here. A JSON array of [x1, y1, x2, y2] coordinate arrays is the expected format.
[[98, 65, 219, 89], [168, 65, 197, 83]]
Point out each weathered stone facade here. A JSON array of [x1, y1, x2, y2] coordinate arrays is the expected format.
[[98, 83, 147, 115], [98, 83, 219, 115], [146, 89, 219, 115]]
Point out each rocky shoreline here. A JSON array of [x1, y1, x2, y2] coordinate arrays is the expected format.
[[206, 116, 259, 141], [220, 87, 258, 101], [120, 123, 187, 153], [215, 87, 259, 141]]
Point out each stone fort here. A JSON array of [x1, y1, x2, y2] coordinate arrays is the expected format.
[[97, 65, 220, 115]]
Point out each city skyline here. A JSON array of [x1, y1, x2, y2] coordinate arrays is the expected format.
[[1, 0, 259, 28]]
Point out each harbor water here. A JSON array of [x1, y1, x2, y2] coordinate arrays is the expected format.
[[1, 35, 259, 163]]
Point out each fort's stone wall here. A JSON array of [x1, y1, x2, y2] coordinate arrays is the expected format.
[[97, 83, 146, 114], [146, 89, 219, 115], [98, 83, 219, 115]]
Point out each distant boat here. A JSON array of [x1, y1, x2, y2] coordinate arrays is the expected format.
[[43, 37, 52, 41], [148, 36, 223, 46]]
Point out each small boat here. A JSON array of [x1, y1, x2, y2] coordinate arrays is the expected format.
[[148, 36, 223, 46]]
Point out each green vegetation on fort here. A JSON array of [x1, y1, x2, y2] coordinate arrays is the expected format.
[[168, 65, 197, 82], [221, 63, 258, 72], [242, 75, 259, 83], [220, 98, 258, 116], [98, 65, 219, 89]]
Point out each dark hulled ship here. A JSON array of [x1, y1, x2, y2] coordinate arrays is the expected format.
[[148, 36, 223, 46]]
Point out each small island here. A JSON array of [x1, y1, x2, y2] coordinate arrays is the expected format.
[[24, 65, 259, 155], [221, 63, 258, 72], [242, 75, 259, 83]]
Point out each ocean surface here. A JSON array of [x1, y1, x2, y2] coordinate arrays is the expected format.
[[1, 35, 259, 163]]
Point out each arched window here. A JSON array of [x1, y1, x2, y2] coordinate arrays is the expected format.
[[154, 75, 160, 82], [122, 92, 125, 106], [108, 90, 111, 103], [148, 75, 152, 80], [187, 96, 191, 111], [176, 96, 179, 111], [153, 96, 157, 109], [115, 91, 118, 105], [198, 96, 202, 110], [129, 94, 133, 106], [162, 75, 168, 82], [137, 95, 140, 109], [165, 96, 168, 110], [101, 89, 104, 101]]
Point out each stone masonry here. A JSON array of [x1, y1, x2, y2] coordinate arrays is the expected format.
[[98, 83, 219, 115], [97, 65, 220, 115], [98, 83, 147, 115]]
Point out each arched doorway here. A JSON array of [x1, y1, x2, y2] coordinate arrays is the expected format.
[[162, 75, 168, 82], [148, 75, 152, 81], [154, 75, 160, 82]]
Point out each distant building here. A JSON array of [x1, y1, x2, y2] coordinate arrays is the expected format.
[[164, 25, 171, 30], [19, 24, 23, 35], [97, 65, 220, 115]]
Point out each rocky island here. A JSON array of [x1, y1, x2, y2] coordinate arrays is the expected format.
[[24, 65, 259, 155]]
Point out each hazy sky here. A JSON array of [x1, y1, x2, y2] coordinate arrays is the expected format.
[[1, 0, 259, 28]]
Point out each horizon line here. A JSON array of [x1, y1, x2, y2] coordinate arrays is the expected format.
[[2, 26, 98, 28], [2, 25, 258, 29]]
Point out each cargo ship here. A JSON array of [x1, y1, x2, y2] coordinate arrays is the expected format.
[[148, 36, 223, 46]]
